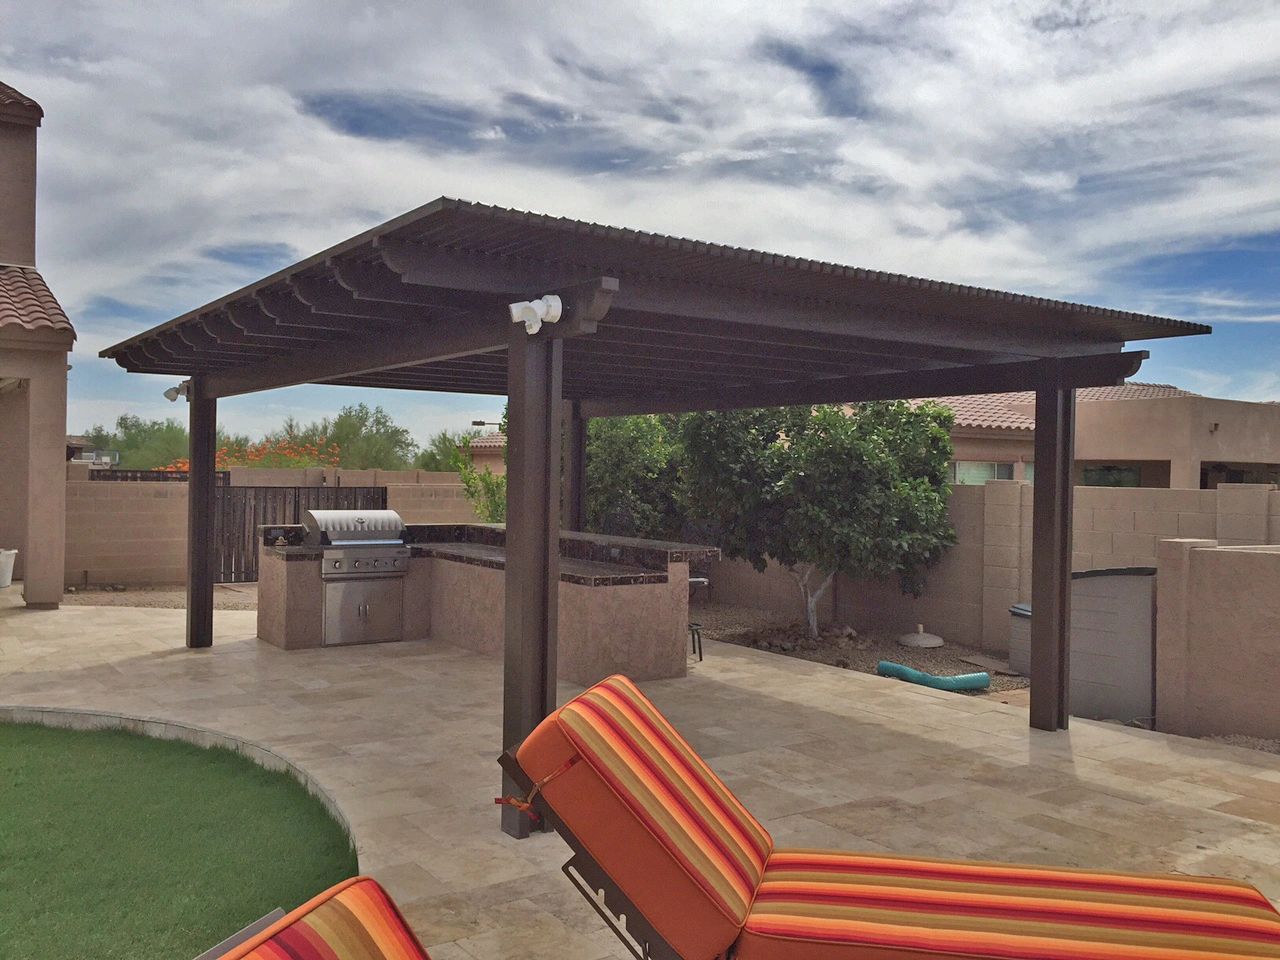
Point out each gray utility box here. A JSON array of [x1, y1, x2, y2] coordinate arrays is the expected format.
[[1009, 568, 1156, 725]]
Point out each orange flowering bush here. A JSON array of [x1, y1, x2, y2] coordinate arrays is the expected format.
[[166, 438, 340, 471]]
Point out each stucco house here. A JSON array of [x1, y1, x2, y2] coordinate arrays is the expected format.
[[461, 432, 507, 475], [457, 383, 1280, 491], [0, 81, 75, 607], [936, 382, 1280, 489]]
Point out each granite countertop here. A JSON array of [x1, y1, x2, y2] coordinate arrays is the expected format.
[[412, 542, 668, 586], [261, 522, 718, 584]]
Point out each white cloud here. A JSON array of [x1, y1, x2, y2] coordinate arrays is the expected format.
[[2, 0, 1278, 424]]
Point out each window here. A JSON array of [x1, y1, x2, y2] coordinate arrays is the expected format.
[[1082, 465, 1141, 487], [949, 461, 1015, 485]]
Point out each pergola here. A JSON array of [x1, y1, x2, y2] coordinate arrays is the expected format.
[[103, 198, 1208, 835]]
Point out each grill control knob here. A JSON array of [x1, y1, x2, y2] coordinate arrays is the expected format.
[[354, 560, 365, 569], [331, 560, 341, 569], [372, 559, 382, 569], [392, 559, 401, 568]]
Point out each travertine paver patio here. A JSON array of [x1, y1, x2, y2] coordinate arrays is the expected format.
[[3, 590, 1280, 959]]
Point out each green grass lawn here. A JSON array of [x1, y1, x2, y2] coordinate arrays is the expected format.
[[0, 723, 357, 960]]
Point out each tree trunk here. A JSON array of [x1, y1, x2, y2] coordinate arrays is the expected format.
[[790, 565, 836, 639]]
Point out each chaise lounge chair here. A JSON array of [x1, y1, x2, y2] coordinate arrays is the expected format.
[[501, 674, 1280, 960], [204, 875, 432, 960]]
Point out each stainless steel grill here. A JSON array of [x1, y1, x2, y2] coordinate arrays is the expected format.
[[302, 508, 410, 579], [301, 509, 409, 646]]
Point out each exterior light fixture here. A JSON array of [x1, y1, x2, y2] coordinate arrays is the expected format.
[[508, 294, 563, 335], [163, 380, 191, 403]]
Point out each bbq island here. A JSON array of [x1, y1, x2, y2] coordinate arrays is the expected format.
[[256, 513, 718, 686]]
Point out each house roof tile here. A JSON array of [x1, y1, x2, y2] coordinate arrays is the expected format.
[[0, 266, 75, 338], [0, 81, 43, 125], [923, 382, 1199, 431]]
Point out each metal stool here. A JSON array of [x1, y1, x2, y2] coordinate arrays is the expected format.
[[688, 622, 703, 661]]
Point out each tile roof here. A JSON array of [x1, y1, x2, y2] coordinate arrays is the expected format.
[[923, 382, 1199, 431], [0, 266, 75, 338], [455, 385, 1200, 441], [0, 81, 43, 125]]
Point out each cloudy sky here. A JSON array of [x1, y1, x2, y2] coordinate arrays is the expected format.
[[3, 0, 1279, 442]]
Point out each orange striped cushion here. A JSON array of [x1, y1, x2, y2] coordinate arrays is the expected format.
[[737, 849, 1280, 959], [222, 876, 430, 960], [556, 675, 773, 922]]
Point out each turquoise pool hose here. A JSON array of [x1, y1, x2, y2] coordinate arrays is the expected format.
[[876, 660, 991, 691]]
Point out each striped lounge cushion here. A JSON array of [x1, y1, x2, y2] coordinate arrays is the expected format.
[[221, 876, 430, 960], [517, 674, 772, 959], [736, 849, 1280, 959]]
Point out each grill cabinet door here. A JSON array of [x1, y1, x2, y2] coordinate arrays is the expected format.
[[324, 579, 403, 646], [360, 578, 403, 643]]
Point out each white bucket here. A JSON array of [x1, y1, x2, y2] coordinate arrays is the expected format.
[[0, 549, 16, 588]]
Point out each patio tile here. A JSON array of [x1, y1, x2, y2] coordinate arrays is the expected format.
[[3, 592, 1280, 958]]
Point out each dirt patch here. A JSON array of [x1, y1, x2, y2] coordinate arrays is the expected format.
[[692, 600, 1029, 695], [61, 584, 258, 611]]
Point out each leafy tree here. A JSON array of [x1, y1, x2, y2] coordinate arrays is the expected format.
[[272, 404, 417, 469], [456, 437, 507, 522], [83, 416, 248, 470], [586, 415, 685, 539], [455, 405, 508, 522], [678, 402, 956, 638], [415, 428, 479, 471]]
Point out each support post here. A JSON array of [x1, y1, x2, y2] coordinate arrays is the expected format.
[[501, 331, 563, 837], [1030, 384, 1075, 730], [186, 376, 217, 648], [563, 401, 587, 532]]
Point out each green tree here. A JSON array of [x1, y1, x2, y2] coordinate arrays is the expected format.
[[83, 416, 247, 470], [272, 404, 417, 469], [455, 406, 508, 522], [678, 402, 956, 638], [455, 434, 506, 522], [585, 415, 685, 539], [414, 428, 479, 471]]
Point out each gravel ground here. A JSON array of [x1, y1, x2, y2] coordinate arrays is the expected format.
[[691, 600, 1029, 695], [60, 584, 258, 611], [1205, 734, 1280, 756]]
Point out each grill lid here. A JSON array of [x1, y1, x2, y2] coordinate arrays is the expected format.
[[302, 509, 406, 546]]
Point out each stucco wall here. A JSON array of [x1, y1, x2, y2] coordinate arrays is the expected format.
[[1156, 540, 1280, 739], [0, 384, 30, 579]]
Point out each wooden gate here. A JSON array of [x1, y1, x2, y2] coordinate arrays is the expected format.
[[213, 486, 388, 583]]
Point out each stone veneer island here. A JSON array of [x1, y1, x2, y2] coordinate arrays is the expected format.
[[257, 523, 719, 687]]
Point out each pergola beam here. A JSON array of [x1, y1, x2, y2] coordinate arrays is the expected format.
[[1030, 385, 1076, 730], [580, 351, 1148, 417], [502, 328, 563, 838], [186, 376, 217, 649]]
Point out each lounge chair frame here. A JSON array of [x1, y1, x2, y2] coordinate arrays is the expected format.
[[499, 750, 682, 960]]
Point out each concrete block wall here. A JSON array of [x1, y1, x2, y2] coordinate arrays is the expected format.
[[704, 481, 1280, 657], [224, 467, 466, 488], [61, 477, 477, 587], [1157, 539, 1280, 739], [383, 484, 480, 524], [64, 481, 188, 586]]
